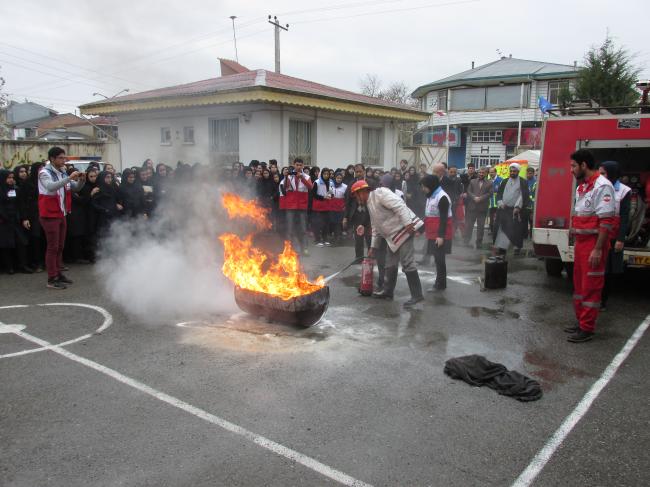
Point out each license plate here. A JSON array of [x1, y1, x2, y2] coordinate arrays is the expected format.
[[628, 255, 650, 266]]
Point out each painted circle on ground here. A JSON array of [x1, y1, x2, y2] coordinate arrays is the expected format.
[[0, 303, 113, 359]]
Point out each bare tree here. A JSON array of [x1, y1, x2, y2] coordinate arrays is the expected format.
[[359, 74, 419, 106], [359, 73, 382, 98]]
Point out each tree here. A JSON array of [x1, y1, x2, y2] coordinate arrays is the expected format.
[[359, 74, 419, 106], [574, 37, 641, 107], [359, 73, 382, 98], [0, 66, 9, 139]]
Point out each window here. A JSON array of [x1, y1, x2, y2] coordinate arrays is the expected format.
[[362, 127, 383, 166], [437, 91, 448, 112], [209, 118, 239, 164], [471, 130, 502, 143], [289, 120, 313, 165], [160, 127, 171, 145], [486, 84, 530, 109], [548, 80, 570, 105], [470, 155, 501, 167], [183, 126, 195, 144], [450, 87, 485, 110]]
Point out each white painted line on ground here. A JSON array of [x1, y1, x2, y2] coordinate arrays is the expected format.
[[511, 314, 650, 487], [8, 328, 373, 487], [418, 270, 473, 285], [0, 303, 112, 359]]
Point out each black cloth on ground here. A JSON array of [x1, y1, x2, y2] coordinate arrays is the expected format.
[[444, 354, 542, 402]]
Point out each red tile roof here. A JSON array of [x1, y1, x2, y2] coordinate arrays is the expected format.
[[81, 69, 423, 114]]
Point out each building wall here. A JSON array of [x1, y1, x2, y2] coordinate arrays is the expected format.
[[6, 102, 53, 125], [117, 103, 400, 170], [0, 139, 119, 169]]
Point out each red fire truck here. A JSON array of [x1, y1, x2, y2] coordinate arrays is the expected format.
[[533, 112, 650, 275]]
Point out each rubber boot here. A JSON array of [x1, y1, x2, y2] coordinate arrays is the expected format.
[[403, 270, 424, 308], [373, 266, 397, 299]]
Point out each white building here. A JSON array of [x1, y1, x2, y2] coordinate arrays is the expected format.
[[79, 60, 427, 170], [411, 56, 579, 168]]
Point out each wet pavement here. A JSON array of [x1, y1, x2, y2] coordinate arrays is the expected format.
[[1, 237, 649, 486]]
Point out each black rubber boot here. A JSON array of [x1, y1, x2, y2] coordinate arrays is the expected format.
[[373, 266, 397, 299], [403, 270, 424, 307]]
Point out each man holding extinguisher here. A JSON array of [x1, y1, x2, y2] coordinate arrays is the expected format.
[[350, 180, 424, 308]]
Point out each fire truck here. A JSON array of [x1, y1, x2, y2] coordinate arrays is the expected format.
[[533, 110, 650, 275]]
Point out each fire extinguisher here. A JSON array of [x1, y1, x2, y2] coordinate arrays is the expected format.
[[359, 257, 375, 296]]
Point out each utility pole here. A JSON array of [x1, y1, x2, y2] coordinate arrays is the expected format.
[[229, 15, 239, 63], [268, 15, 289, 74]]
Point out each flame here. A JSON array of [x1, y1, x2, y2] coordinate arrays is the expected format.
[[221, 193, 271, 230], [220, 233, 324, 300]]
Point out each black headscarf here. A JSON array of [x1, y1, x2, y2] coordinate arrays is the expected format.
[[0, 169, 13, 195], [419, 174, 440, 198], [12, 165, 29, 188], [97, 171, 116, 195], [599, 160, 620, 184]]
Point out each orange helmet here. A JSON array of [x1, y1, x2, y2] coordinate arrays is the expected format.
[[350, 180, 370, 193]]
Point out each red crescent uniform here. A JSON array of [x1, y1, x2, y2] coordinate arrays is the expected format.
[[571, 173, 616, 332]]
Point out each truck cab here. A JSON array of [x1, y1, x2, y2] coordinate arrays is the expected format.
[[533, 112, 650, 275]]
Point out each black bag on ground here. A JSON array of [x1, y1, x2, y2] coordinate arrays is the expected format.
[[444, 354, 542, 402]]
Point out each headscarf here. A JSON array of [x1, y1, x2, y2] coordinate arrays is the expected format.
[[380, 173, 394, 190], [97, 171, 115, 195], [599, 160, 620, 184], [0, 169, 15, 203], [12, 164, 29, 187], [419, 174, 440, 198]]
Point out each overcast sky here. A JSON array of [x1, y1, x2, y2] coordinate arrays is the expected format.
[[1, 0, 648, 114]]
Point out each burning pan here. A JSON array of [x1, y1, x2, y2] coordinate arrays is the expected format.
[[234, 286, 330, 328]]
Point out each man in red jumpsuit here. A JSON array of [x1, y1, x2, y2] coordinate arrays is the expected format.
[[565, 149, 616, 343]]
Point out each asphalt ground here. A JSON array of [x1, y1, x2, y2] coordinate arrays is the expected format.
[[1, 236, 649, 487]]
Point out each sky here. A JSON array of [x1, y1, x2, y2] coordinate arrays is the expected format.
[[1, 0, 648, 114]]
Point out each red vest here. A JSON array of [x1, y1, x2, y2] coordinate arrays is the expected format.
[[424, 187, 453, 240], [312, 179, 331, 212], [281, 175, 310, 210], [38, 167, 72, 218]]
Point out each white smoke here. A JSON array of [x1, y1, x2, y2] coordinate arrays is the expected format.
[[96, 173, 238, 324]]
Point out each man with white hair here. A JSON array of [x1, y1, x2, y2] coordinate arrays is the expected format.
[[493, 162, 530, 255]]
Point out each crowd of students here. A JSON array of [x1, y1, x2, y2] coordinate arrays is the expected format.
[[0, 147, 538, 292], [0, 155, 188, 278]]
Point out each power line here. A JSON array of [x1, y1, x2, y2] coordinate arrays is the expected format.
[[0, 57, 113, 92], [290, 0, 482, 25], [0, 42, 151, 90]]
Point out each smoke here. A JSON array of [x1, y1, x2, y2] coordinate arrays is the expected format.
[[96, 170, 238, 324]]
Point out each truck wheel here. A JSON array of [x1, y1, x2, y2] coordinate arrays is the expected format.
[[545, 258, 564, 277]]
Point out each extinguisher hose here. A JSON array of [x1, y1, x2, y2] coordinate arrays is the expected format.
[[322, 256, 366, 284]]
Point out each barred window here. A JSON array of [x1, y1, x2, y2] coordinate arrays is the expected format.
[[289, 120, 313, 165], [471, 130, 502, 143], [209, 118, 239, 164]]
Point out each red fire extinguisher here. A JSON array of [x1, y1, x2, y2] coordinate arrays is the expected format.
[[359, 257, 375, 296]]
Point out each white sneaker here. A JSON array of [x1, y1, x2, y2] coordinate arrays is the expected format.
[[315, 242, 325, 248], [324, 241, 332, 247]]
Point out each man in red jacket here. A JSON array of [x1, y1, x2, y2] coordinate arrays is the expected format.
[[38, 147, 85, 289], [566, 149, 616, 343]]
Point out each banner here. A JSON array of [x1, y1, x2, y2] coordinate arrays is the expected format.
[[502, 128, 541, 147], [414, 127, 461, 147], [494, 160, 528, 179]]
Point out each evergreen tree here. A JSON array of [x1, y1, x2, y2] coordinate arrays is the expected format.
[[574, 37, 641, 107]]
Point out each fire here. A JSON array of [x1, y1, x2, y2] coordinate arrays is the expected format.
[[220, 233, 324, 300], [221, 193, 271, 230]]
